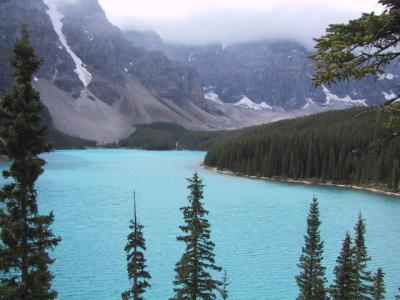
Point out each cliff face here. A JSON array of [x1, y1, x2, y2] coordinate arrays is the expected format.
[[0, 0, 79, 93], [124, 30, 164, 52], [2, 0, 260, 142], [164, 40, 400, 109], [1, 0, 398, 143], [56, 0, 204, 106]]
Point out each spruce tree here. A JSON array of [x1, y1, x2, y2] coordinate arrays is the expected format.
[[330, 233, 357, 300], [353, 213, 374, 299], [172, 172, 222, 299], [0, 26, 60, 300], [296, 196, 328, 300], [395, 288, 400, 300], [122, 191, 151, 300], [217, 270, 230, 300], [372, 268, 385, 300]]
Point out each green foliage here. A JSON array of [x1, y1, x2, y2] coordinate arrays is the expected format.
[[48, 127, 96, 149], [353, 214, 374, 299], [172, 172, 222, 299], [122, 193, 151, 300], [330, 233, 357, 300], [372, 268, 385, 300], [296, 197, 328, 300], [217, 270, 230, 300], [204, 108, 400, 191], [311, 0, 400, 86], [119, 122, 225, 150], [0, 26, 60, 299], [311, 0, 400, 132]]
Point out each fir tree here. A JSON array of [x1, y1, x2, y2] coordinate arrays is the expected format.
[[372, 268, 385, 300], [172, 172, 222, 300], [395, 288, 400, 300], [296, 196, 328, 300], [0, 26, 60, 300], [353, 213, 374, 299], [122, 191, 151, 300], [217, 270, 230, 300], [311, 0, 400, 134], [330, 233, 357, 300]]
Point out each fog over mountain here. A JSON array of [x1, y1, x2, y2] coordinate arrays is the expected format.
[[1, 0, 396, 144], [98, 0, 381, 47]]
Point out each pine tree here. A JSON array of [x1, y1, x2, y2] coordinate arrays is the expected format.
[[353, 213, 374, 300], [172, 172, 222, 299], [0, 26, 60, 300], [217, 270, 230, 300], [296, 196, 327, 300], [395, 288, 400, 300], [330, 233, 357, 300], [372, 268, 385, 300], [122, 191, 151, 300]]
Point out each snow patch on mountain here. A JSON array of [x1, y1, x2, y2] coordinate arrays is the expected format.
[[383, 91, 397, 100], [44, 0, 92, 87], [302, 98, 316, 109], [204, 92, 223, 104], [322, 86, 368, 107], [378, 73, 395, 80], [234, 95, 272, 110]]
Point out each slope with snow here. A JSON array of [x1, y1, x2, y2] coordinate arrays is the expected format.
[[302, 98, 317, 109], [44, 0, 92, 87], [234, 95, 272, 110], [322, 86, 368, 107], [378, 73, 396, 80], [204, 91, 223, 104], [383, 91, 397, 101]]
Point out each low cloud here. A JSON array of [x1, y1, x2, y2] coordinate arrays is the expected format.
[[98, 0, 381, 47]]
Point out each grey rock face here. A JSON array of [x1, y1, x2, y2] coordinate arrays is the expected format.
[[1, 0, 236, 142], [2, 0, 399, 143], [0, 0, 81, 95], [124, 30, 164, 52], [56, 0, 204, 106], [164, 40, 400, 109]]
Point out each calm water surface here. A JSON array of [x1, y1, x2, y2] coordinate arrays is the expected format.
[[1, 149, 399, 299]]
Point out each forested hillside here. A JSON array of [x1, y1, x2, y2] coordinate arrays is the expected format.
[[204, 108, 400, 192], [48, 128, 96, 149], [119, 123, 226, 150]]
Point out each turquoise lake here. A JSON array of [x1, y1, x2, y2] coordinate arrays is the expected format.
[[1, 149, 400, 299]]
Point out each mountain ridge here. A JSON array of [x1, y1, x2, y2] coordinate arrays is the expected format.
[[1, 0, 398, 143], [124, 29, 400, 110]]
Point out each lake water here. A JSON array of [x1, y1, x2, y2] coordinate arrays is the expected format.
[[1, 149, 399, 299]]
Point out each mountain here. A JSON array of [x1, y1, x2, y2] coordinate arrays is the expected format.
[[1, 0, 288, 143], [164, 40, 400, 110], [124, 30, 164, 52], [1, 0, 398, 144], [123, 28, 399, 113]]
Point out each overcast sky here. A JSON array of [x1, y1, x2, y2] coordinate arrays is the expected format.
[[98, 0, 381, 47]]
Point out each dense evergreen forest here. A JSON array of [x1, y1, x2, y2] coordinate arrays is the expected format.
[[204, 108, 400, 192], [47, 127, 96, 149], [119, 122, 226, 150]]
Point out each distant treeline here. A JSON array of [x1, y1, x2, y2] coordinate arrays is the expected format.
[[47, 127, 96, 149], [204, 108, 400, 192], [119, 122, 227, 150], [41, 106, 96, 149]]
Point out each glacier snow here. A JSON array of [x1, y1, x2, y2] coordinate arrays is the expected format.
[[44, 0, 92, 87]]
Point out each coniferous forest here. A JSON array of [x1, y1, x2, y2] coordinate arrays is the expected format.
[[204, 108, 400, 192]]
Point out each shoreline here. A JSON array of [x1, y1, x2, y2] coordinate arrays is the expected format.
[[201, 164, 400, 198]]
